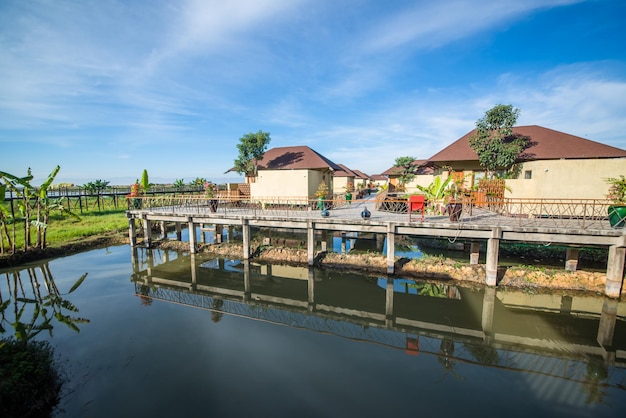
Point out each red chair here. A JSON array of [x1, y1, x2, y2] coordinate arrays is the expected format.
[[408, 195, 425, 222]]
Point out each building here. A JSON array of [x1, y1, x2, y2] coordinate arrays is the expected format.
[[426, 125, 626, 199]]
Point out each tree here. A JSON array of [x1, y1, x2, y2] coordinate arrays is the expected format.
[[468, 104, 529, 179], [393, 156, 418, 190], [233, 130, 271, 177]]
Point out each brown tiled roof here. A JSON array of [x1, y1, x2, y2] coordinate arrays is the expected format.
[[333, 163, 357, 177], [381, 159, 435, 176], [428, 125, 626, 162], [256, 146, 342, 171], [351, 169, 370, 180]]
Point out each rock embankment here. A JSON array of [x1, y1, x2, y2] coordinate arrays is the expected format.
[[158, 241, 610, 295]]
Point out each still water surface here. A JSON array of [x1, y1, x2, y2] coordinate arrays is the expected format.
[[1, 244, 625, 417]]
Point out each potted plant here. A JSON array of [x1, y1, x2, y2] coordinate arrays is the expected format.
[[127, 180, 142, 209], [345, 182, 353, 204], [204, 182, 219, 212], [315, 181, 329, 215], [444, 181, 463, 222], [606, 175, 626, 228]]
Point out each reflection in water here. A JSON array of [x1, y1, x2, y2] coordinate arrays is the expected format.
[[0, 262, 89, 417], [1, 264, 89, 342], [131, 247, 626, 408]]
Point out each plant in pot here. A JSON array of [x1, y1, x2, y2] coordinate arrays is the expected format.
[[127, 180, 142, 209], [315, 181, 330, 216], [345, 182, 353, 204], [444, 181, 463, 222], [606, 175, 626, 228], [204, 182, 219, 213]]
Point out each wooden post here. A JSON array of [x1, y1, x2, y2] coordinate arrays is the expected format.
[[175, 222, 182, 241], [242, 218, 250, 259], [387, 223, 395, 274], [128, 218, 136, 247], [485, 228, 501, 286], [143, 217, 151, 247], [188, 218, 196, 254], [605, 245, 625, 298], [470, 242, 480, 265], [565, 248, 579, 272], [307, 220, 315, 266]]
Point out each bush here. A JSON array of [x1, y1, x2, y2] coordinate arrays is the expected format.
[[0, 337, 64, 417]]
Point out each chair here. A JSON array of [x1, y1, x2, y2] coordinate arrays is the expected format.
[[408, 195, 425, 222]]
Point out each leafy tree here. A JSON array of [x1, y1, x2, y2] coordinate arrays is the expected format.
[[468, 104, 529, 179], [233, 130, 271, 176], [393, 156, 418, 190]]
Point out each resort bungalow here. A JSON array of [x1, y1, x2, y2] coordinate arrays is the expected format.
[[426, 125, 626, 200], [380, 160, 436, 193], [247, 145, 342, 201], [333, 164, 357, 194]]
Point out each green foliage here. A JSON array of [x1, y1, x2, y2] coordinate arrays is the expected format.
[[233, 130, 271, 176], [393, 156, 418, 187], [82, 179, 110, 194], [605, 175, 626, 204], [141, 169, 151, 192], [0, 338, 64, 417], [468, 104, 529, 178], [314, 181, 329, 199], [174, 178, 185, 189]]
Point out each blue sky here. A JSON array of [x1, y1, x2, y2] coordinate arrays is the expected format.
[[1, 0, 625, 186]]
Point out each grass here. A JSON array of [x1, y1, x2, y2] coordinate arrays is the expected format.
[[1, 208, 129, 251]]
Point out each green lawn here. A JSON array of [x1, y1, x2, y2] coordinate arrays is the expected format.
[[1, 209, 129, 251]]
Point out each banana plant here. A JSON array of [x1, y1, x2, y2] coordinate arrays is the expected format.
[[0, 169, 35, 250], [416, 175, 454, 214]]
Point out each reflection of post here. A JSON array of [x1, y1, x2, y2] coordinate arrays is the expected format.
[[308, 267, 315, 312], [385, 278, 394, 327], [190, 254, 198, 288], [597, 297, 618, 363], [243, 260, 251, 302], [481, 286, 496, 344], [146, 248, 154, 278], [131, 246, 139, 275]]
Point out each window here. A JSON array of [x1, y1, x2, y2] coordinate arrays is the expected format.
[[524, 170, 532, 179]]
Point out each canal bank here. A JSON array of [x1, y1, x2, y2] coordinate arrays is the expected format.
[[156, 240, 612, 296]]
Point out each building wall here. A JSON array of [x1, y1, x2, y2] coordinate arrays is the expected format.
[[403, 174, 436, 194], [506, 159, 626, 199], [333, 176, 354, 194], [250, 168, 335, 200]]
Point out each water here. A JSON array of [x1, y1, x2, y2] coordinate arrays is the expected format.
[[1, 244, 625, 417]]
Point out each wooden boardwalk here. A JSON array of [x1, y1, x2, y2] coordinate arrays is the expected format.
[[126, 195, 626, 298]]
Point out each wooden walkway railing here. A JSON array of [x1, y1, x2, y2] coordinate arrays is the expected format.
[[125, 193, 622, 231]]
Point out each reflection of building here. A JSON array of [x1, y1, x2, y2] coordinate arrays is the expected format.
[[131, 247, 626, 375]]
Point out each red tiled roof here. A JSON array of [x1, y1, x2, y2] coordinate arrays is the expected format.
[[428, 125, 626, 162], [256, 146, 341, 171]]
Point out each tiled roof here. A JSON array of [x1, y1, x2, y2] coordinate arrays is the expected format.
[[428, 125, 626, 162], [381, 159, 435, 176], [351, 169, 370, 180], [334, 163, 358, 177], [256, 146, 342, 171]]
